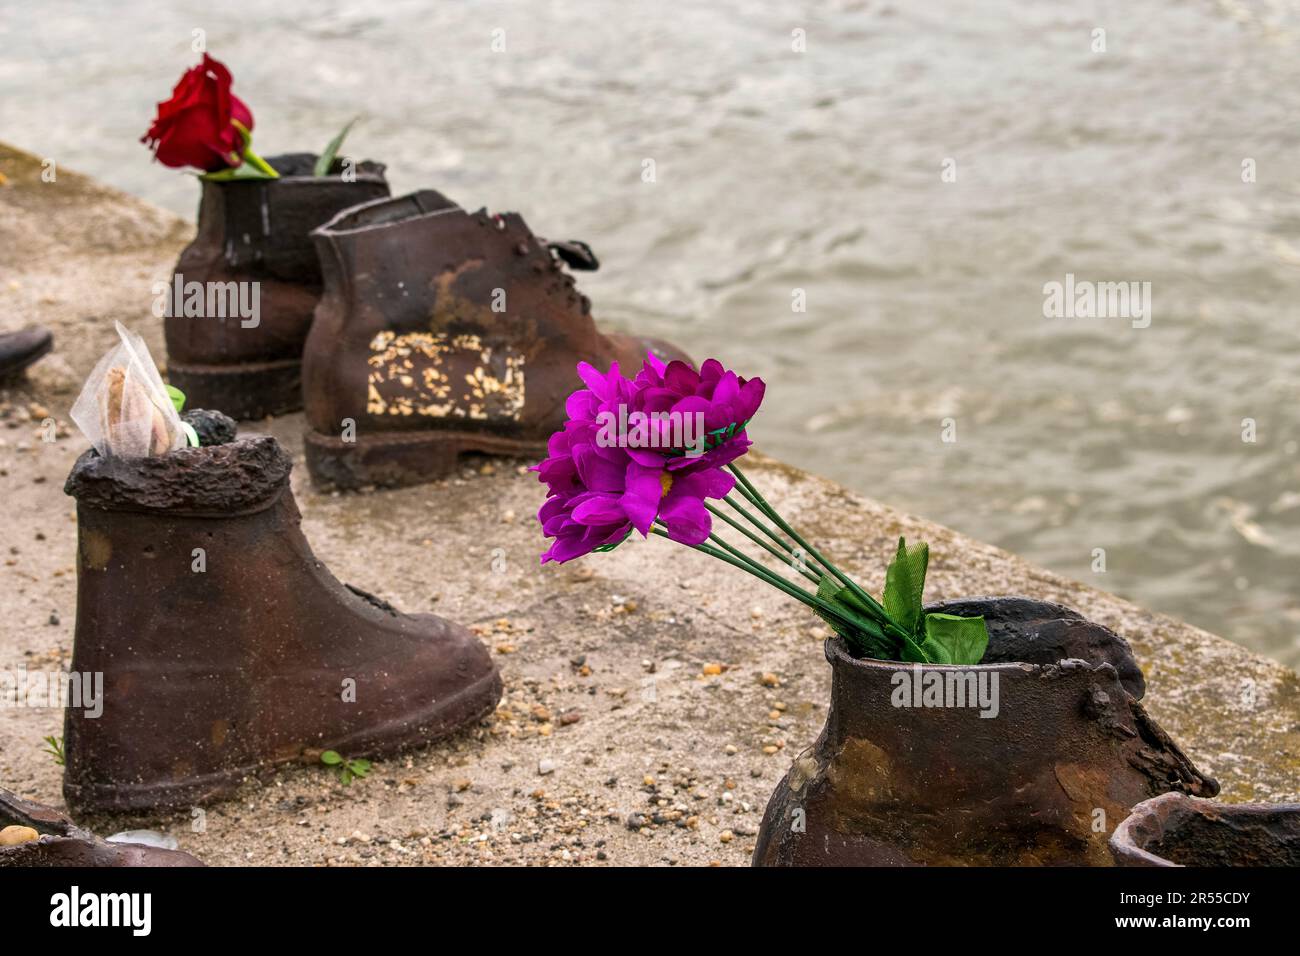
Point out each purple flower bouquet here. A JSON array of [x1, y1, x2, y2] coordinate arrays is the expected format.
[[533, 354, 989, 664]]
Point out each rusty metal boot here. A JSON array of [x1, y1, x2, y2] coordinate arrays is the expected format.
[[0, 326, 53, 381], [300, 190, 689, 489], [1110, 793, 1300, 866], [752, 597, 1218, 867], [0, 789, 202, 867], [61, 433, 501, 812], [165, 153, 389, 419]]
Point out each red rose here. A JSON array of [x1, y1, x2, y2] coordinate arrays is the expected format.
[[142, 55, 254, 172]]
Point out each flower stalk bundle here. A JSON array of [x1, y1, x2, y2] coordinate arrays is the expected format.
[[142, 54, 355, 181], [534, 355, 990, 664]]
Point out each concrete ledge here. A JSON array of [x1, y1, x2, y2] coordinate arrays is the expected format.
[[1, 144, 1296, 866]]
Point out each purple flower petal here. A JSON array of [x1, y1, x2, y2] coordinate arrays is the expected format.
[[621, 462, 665, 534], [658, 493, 711, 545], [571, 494, 629, 526], [573, 443, 627, 493], [535, 355, 763, 563]]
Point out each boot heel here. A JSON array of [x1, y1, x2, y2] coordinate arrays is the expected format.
[[168, 359, 302, 420], [304, 427, 546, 489]]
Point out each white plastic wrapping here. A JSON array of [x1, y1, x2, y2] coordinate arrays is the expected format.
[[70, 322, 187, 458]]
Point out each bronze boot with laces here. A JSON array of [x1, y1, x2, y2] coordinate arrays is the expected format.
[[301, 190, 689, 488]]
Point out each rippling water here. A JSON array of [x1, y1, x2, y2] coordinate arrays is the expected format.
[[3, 0, 1298, 667]]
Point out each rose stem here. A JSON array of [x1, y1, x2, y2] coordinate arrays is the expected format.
[[242, 147, 280, 178]]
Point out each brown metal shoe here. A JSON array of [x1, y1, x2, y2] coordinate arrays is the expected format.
[[61, 432, 501, 813], [300, 190, 690, 489], [752, 597, 1218, 867], [0, 789, 202, 867], [0, 326, 53, 381], [1110, 792, 1300, 867], [164, 153, 389, 420]]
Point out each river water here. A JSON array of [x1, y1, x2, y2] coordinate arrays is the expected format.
[[3, 0, 1297, 667]]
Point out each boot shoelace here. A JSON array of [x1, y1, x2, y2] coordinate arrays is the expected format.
[[544, 239, 600, 272], [492, 213, 598, 310]]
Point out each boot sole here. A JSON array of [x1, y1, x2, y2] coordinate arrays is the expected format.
[[167, 359, 303, 420], [304, 427, 547, 489], [63, 668, 503, 813]]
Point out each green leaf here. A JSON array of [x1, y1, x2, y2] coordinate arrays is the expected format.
[[165, 384, 186, 412], [882, 537, 928, 638], [320, 750, 343, 765], [812, 574, 851, 637], [898, 634, 931, 663], [813, 576, 894, 659], [347, 759, 371, 777], [592, 529, 633, 553], [314, 117, 358, 177], [919, 613, 989, 665], [41, 734, 65, 765]]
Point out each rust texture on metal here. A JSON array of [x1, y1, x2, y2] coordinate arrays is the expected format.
[[1109, 792, 1300, 866], [0, 788, 202, 867], [61, 434, 502, 813], [164, 153, 390, 419], [300, 189, 688, 489], [753, 597, 1218, 867]]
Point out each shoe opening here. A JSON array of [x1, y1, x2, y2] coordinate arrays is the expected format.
[[323, 190, 461, 233]]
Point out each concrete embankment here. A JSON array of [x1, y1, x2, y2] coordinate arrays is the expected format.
[[1, 143, 1296, 866]]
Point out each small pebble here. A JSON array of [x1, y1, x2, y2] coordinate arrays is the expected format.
[[0, 825, 39, 846]]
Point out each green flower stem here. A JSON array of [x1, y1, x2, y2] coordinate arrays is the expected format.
[[649, 525, 888, 645], [726, 483, 838, 582], [727, 463, 911, 643], [720, 492, 820, 570], [704, 502, 822, 585], [703, 529, 815, 593], [242, 146, 279, 178]]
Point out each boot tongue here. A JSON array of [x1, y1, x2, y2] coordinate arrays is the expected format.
[[545, 239, 600, 271]]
